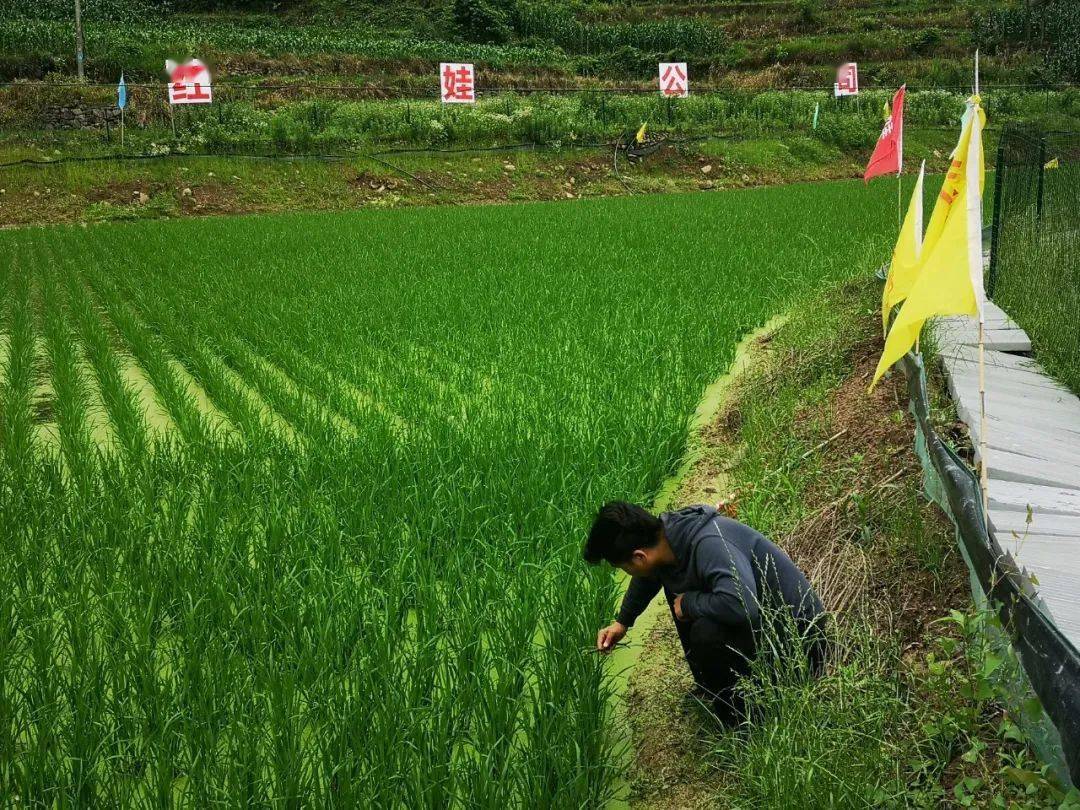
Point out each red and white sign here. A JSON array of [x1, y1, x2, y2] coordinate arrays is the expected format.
[[659, 62, 688, 98], [440, 62, 475, 104], [865, 84, 906, 182], [166, 59, 212, 105], [834, 62, 859, 97]]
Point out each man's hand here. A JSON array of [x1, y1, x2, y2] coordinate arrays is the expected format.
[[673, 594, 688, 622], [596, 621, 627, 653]]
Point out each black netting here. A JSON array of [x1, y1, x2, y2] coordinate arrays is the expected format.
[[988, 126, 1080, 395], [901, 351, 1080, 788]]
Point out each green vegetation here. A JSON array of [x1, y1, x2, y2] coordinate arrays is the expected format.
[[626, 276, 1074, 806], [0, 181, 901, 804], [992, 142, 1080, 396], [0, 0, 1068, 86], [5, 81, 1078, 154], [717, 281, 1049, 806], [718, 605, 1072, 806], [974, 0, 1080, 84], [0, 129, 912, 228]]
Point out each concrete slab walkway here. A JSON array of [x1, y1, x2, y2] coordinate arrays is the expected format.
[[934, 301, 1080, 648]]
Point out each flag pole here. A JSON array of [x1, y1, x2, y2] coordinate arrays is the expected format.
[[897, 173, 902, 228], [973, 50, 989, 515], [979, 315, 989, 514]]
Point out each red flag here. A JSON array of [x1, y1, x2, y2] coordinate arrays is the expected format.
[[864, 85, 905, 182]]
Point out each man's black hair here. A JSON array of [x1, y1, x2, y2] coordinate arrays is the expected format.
[[583, 501, 662, 565]]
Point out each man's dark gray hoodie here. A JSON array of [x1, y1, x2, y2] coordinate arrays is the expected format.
[[616, 505, 823, 629]]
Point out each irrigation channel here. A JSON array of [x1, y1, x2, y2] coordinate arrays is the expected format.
[[606, 317, 785, 806]]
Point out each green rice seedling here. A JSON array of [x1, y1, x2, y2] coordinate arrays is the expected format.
[[81, 274, 215, 448], [31, 237, 98, 486], [1, 252, 38, 477], [0, 179, 901, 805], [84, 265, 276, 446], [53, 253, 152, 463]]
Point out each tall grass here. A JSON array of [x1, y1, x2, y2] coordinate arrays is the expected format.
[[5, 82, 1078, 153], [0, 181, 900, 804], [992, 156, 1080, 395]]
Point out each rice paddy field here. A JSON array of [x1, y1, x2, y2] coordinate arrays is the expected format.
[[0, 181, 897, 806]]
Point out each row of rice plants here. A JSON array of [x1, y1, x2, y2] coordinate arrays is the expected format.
[[0, 180, 899, 804]]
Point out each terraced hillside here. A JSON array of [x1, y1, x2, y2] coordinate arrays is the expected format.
[[1, 0, 1068, 87]]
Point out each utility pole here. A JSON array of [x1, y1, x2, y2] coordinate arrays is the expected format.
[[74, 0, 85, 80]]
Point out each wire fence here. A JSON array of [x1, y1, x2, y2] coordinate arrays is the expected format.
[[3, 80, 1073, 97], [988, 127, 1080, 395]]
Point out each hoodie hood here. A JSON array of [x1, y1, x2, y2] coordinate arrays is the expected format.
[[661, 504, 720, 564]]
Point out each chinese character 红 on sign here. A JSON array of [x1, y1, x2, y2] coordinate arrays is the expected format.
[[659, 63, 688, 98], [834, 62, 859, 97], [440, 63, 476, 104], [166, 59, 213, 105]]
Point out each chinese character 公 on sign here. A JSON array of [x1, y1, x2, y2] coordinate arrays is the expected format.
[[166, 59, 213, 105], [440, 63, 475, 104], [659, 63, 688, 98], [834, 62, 859, 97]]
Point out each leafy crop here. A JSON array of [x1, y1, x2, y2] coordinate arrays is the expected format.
[[0, 17, 567, 81], [0, 181, 898, 804], [515, 4, 726, 57]]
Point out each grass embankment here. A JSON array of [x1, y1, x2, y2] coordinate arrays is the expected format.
[[625, 277, 1073, 808], [0, 121, 1026, 228], [0, 182, 900, 805]]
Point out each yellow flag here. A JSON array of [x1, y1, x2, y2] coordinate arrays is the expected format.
[[883, 100, 891, 122], [922, 103, 986, 258], [635, 122, 647, 143], [881, 160, 924, 333], [1044, 157, 1059, 170], [872, 98, 985, 388]]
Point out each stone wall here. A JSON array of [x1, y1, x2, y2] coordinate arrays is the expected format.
[[44, 104, 122, 130]]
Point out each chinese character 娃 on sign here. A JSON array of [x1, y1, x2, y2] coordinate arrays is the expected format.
[[166, 59, 213, 105], [659, 63, 688, 98], [834, 62, 859, 97], [440, 63, 476, 104]]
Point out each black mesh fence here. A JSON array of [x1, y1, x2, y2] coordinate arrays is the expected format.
[[900, 351, 1080, 787], [988, 127, 1080, 394]]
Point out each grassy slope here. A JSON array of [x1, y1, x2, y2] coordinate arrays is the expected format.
[[0, 123, 1008, 228], [626, 276, 1073, 807]]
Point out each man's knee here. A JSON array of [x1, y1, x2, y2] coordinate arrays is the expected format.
[[687, 615, 755, 656]]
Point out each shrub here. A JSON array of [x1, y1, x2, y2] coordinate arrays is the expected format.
[[452, 0, 513, 45]]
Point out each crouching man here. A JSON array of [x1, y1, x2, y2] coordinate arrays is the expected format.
[[584, 501, 825, 725]]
